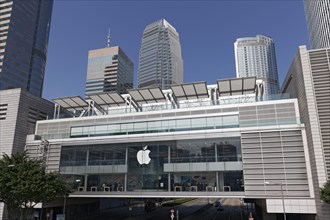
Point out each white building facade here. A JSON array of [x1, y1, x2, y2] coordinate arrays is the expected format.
[[304, 0, 330, 49], [234, 35, 280, 96], [282, 46, 330, 219], [25, 78, 318, 219]]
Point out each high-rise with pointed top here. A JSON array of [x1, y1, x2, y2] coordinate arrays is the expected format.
[[0, 0, 53, 97], [138, 19, 183, 89], [85, 31, 133, 96]]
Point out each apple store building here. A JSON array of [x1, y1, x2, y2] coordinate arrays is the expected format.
[[25, 78, 317, 218]]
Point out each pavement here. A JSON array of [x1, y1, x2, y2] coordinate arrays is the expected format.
[[182, 198, 245, 220], [126, 198, 218, 220], [91, 198, 217, 220], [85, 198, 250, 220]]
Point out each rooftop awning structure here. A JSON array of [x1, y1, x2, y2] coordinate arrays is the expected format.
[[128, 87, 166, 105], [217, 77, 256, 97], [88, 92, 127, 108], [171, 82, 209, 101], [53, 96, 89, 111]]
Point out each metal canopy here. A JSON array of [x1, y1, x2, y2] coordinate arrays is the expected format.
[[128, 87, 166, 104], [88, 92, 127, 108], [171, 82, 209, 101], [53, 96, 89, 111], [217, 77, 256, 97]]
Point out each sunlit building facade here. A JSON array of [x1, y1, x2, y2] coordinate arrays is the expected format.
[[85, 46, 133, 96], [234, 35, 280, 96], [138, 19, 183, 89], [25, 78, 317, 219], [282, 46, 330, 219], [304, 0, 330, 49]]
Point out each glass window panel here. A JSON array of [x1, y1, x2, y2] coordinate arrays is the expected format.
[[124, 123, 133, 133], [113, 145, 126, 164], [71, 127, 82, 136], [148, 121, 161, 132], [176, 119, 191, 130], [82, 126, 90, 135], [120, 123, 128, 133], [95, 125, 108, 134], [222, 115, 238, 127], [60, 146, 87, 166], [134, 122, 147, 132], [88, 126, 95, 136], [68, 115, 242, 139], [214, 116, 223, 128], [168, 120, 176, 131], [191, 118, 206, 129], [161, 120, 169, 130], [108, 124, 120, 134], [206, 117, 215, 128]]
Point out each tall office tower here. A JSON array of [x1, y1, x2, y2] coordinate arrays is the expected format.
[[234, 35, 279, 96], [85, 33, 134, 96], [282, 46, 330, 219], [304, 0, 330, 49], [138, 19, 183, 89], [0, 0, 53, 97]]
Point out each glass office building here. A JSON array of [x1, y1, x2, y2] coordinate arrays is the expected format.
[[26, 78, 317, 219], [85, 46, 133, 96], [304, 0, 330, 49], [0, 0, 53, 97], [234, 35, 280, 96], [138, 19, 183, 89]]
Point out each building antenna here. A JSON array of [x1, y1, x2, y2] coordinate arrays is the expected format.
[[107, 28, 111, 47]]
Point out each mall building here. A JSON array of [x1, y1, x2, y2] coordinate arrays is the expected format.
[[25, 77, 317, 219]]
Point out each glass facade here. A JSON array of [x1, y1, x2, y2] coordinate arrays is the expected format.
[[38, 94, 299, 141], [70, 115, 239, 138], [60, 137, 243, 193], [0, 0, 53, 97], [304, 0, 330, 49], [138, 19, 183, 89], [85, 46, 133, 96], [234, 35, 280, 96]]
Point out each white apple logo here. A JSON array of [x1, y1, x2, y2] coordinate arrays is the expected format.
[[137, 145, 151, 165]]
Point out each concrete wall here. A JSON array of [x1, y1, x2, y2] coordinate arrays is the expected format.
[[282, 46, 330, 219], [242, 129, 312, 198], [0, 88, 54, 155], [0, 88, 54, 220]]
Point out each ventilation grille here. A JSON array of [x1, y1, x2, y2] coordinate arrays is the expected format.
[[28, 107, 47, 125], [242, 130, 310, 198], [309, 49, 330, 179], [0, 103, 8, 120]]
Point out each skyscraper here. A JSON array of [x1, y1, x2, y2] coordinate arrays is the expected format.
[[138, 19, 183, 89], [234, 35, 279, 96], [304, 0, 330, 49], [85, 32, 134, 96], [0, 0, 53, 97]]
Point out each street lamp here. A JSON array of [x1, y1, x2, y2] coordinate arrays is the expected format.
[[265, 182, 286, 220]]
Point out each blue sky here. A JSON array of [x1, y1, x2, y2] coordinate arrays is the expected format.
[[43, 0, 309, 99]]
